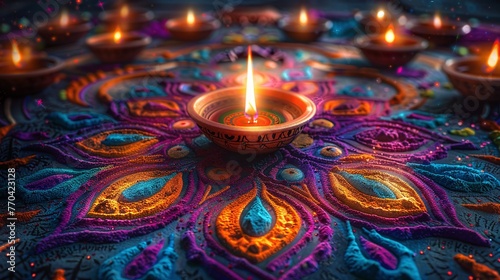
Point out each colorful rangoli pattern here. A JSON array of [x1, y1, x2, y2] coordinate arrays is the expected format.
[[0, 41, 500, 280]]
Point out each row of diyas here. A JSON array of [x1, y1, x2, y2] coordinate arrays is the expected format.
[[30, 5, 476, 49], [355, 8, 471, 47]]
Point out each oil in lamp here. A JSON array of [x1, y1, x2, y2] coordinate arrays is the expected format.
[[99, 4, 154, 31], [407, 12, 471, 47], [278, 7, 332, 42], [0, 41, 64, 96], [85, 27, 151, 63], [443, 39, 500, 101], [187, 46, 316, 153], [166, 9, 221, 41], [354, 24, 428, 68], [37, 9, 92, 47]]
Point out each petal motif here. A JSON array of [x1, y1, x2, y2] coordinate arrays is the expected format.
[[216, 184, 301, 263], [329, 167, 426, 218], [75, 129, 158, 158], [89, 171, 182, 219]]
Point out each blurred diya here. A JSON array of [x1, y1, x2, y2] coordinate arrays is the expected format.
[[407, 13, 471, 47], [354, 8, 393, 34], [166, 9, 220, 41], [354, 24, 428, 68], [37, 10, 92, 47], [278, 7, 332, 42], [187, 47, 316, 154], [86, 27, 151, 63], [443, 39, 500, 101], [99, 5, 154, 31], [0, 41, 64, 96]]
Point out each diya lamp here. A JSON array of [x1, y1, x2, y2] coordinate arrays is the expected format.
[[187, 46, 316, 154], [407, 12, 471, 47], [443, 39, 500, 101], [0, 41, 64, 96], [99, 5, 154, 31], [278, 7, 332, 42], [354, 24, 428, 68], [37, 10, 93, 47], [85, 27, 151, 63], [166, 9, 221, 41], [354, 8, 393, 34]]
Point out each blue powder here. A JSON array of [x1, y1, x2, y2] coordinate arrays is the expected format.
[[241, 197, 273, 237], [122, 173, 177, 202], [47, 112, 112, 130], [102, 133, 154, 146], [340, 171, 396, 199], [408, 163, 499, 193], [344, 221, 421, 280]]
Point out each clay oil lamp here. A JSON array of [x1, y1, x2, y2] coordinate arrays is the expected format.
[[85, 27, 151, 63], [407, 12, 471, 47], [354, 8, 393, 34], [166, 9, 221, 41], [0, 41, 64, 96], [354, 24, 428, 68], [187, 46, 316, 154], [443, 39, 500, 101], [278, 7, 332, 42], [37, 9, 92, 47], [99, 5, 154, 31]]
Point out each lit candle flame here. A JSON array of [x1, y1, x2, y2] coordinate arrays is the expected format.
[[299, 8, 308, 25], [187, 9, 195, 25], [60, 10, 69, 27], [376, 9, 385, 20], [385, 24, 395, 44], [433, 12, 442, 29], [11, 40, 22, 68], [114, 27, 122, 43], [120, 5, 129, 18], [245, 46, 257, 123], [486, 39, 499, 73]]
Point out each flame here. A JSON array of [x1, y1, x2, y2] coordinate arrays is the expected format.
[[486, 39, 499, 73], [299, 8, 308, 25], [376, 9, 385, 20], [60, 10, 69, 27], [187, 9, 195, 25], [114, 27, 122, 43], [120, 5, 129, 18], [245, 46, 257, 123], [385, 24, 395, 44], [433, 13, 442, 29], [11, 41, 22, 68]]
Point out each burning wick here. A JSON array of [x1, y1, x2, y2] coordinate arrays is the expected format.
[[433, 12, 442, 29], [60, 10, 69, 27], [245, 46, 257, 124], [486, 39, 499, 74], [187, 9, 195, 25], [11, 40, 22, 68], [120, 5, 129, 18], [114, 27, 122, 43], [299, 8, 308, 25], [385, 24, 395, 44], [376, 9, 385, 20]]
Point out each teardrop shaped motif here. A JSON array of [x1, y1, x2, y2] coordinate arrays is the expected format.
[[216, 184, 301, 263], [241, 197, 273, 237]]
